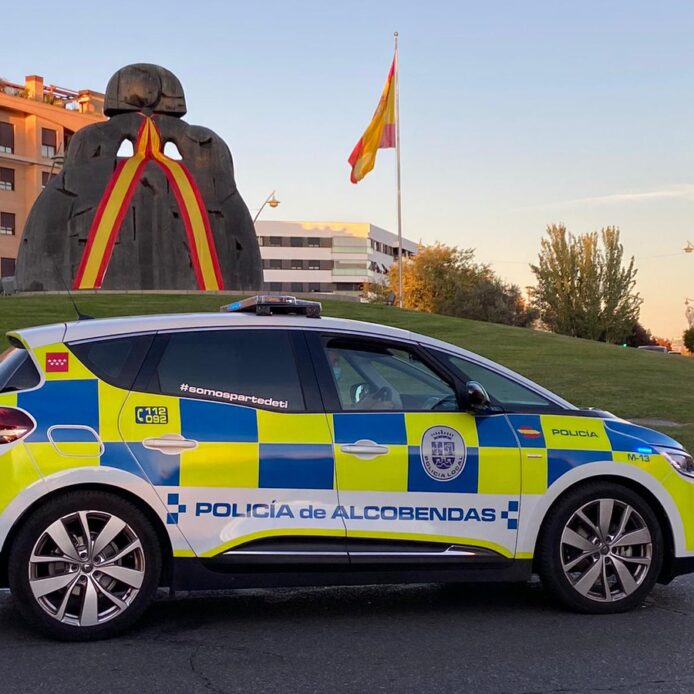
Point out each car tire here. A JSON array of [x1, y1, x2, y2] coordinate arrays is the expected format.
[[537, 481, 663, 614], [8, 490, 161, 640]]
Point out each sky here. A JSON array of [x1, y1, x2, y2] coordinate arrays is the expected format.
[[3, 0, 694, 337]]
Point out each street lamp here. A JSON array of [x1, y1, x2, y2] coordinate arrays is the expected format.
[[686, 298, 694, 330], [253, 190, 280, 224]]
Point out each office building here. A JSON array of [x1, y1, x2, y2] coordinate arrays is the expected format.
[[256, 220, 417, 294]]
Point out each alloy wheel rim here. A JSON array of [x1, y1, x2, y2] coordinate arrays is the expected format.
[[28, 510, 145, 627], [560, 498, 652, 602]]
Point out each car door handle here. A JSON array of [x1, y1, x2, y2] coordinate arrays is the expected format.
[[340, 440, 390, 460], [142, 434, 198, 455]]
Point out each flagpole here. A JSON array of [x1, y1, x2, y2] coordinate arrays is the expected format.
[[394, 31, 403, 308]]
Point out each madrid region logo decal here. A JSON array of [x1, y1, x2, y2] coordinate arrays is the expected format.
[[420, 426, 467, 481]]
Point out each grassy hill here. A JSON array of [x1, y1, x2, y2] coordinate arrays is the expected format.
[[2, 293, 693, 450]]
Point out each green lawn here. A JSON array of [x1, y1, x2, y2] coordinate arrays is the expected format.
[[2, 292, 693, 450]]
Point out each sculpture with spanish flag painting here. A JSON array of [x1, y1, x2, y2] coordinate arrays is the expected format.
[[16, 63, 262, 292]]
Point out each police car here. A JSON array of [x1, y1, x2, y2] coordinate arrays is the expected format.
[[0, 295, 692, 640]]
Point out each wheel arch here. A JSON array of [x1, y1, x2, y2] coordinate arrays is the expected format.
[[0, 482, 174, 588], [532, 474, 677, 583]]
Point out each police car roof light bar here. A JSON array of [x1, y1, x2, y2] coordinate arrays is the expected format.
[[221, 295, 322, 318]]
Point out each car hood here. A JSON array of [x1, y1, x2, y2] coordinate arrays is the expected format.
[[603, 418, 685, 451]]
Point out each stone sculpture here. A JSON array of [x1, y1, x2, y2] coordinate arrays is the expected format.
[[16, 63, 262, 291]]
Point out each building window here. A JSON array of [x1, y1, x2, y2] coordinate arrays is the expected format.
[[290, 259, 304, 270], [268, 236, 282, 246], [290, 237, 303, 247], [290, 282, 303, 293], [0, 168, 14, 192], [0, 122, 13, 154], [333, 261, 368, 275], [307, 237, 320, 248], [0, 212, 15, 235], [257, 236, 265, 246], [268, 282, 282, 291], [308, 260, 320, 270], [269, 259, 282, 269], [64, 129, 74, 154], [41, 128, 57, 159], [308, 283, 321, 292], [42, 171, 51, 188], [0, 257, 15, 277]]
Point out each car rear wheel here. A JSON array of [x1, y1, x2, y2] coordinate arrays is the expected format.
[[8, 491, 161, 640], [537, 482, 664, 613]]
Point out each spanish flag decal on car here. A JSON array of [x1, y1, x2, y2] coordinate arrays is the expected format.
[[73, 115, 224, 291], [517, 426, 542, 439]]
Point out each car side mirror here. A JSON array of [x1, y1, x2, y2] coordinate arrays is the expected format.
[[464, 381, 491, 411]]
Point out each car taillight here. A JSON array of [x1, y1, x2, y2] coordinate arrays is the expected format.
[[0, 408, 34, 444]]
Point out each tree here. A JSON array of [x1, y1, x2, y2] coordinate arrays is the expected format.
[[389, 243, 475, 313], [654, 336, 673, 352], [361, 281, 395, 304], [442, 274, 538, 327], [388, 242, 536, 326], [684, 328, 694, 354], [530, 225, 641, 343], [625, 322, 656, 348]]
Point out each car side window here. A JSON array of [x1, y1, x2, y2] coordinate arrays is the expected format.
[[143, 329, 306, 412], [69, 335, 154, 390], [323, 337, 457, 412], [438, 352, 553, 409], [0, 348, 41, 393]]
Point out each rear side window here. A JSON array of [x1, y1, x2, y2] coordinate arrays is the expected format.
[[68, 335, 154, 390], [0, 348, 41, 393], [141, 329, 306, 412]]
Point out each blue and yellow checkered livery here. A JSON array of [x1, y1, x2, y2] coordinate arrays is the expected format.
[[333, 412, 521, 495], [3, 339, 694, 558]]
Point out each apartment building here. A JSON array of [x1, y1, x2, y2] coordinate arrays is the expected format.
[[256, 220, 417, 294], [0, 74, 105, 277]]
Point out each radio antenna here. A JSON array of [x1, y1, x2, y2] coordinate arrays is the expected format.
[[51, 259, 93, 321]]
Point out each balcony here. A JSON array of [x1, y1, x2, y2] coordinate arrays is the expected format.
[[0, 76, 104, 115]]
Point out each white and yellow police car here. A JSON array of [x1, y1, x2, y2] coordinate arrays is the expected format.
[[0, 295, 692, 639]]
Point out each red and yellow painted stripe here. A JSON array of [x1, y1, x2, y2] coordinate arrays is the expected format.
[[74, 116, 224, 290], [348, 58, 396, 184]]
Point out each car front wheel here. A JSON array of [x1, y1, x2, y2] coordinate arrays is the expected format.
[[537, 482, 664, 613], [8, 491, 161, 640]]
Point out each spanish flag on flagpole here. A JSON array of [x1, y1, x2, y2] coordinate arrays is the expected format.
[[348, 55, 397, 184], [349, 33, 404, 308]]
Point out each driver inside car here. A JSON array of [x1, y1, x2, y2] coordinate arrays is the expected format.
[[327, 348, 399, 411]]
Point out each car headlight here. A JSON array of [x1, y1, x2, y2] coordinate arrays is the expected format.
[[655, 446, 694, 478]]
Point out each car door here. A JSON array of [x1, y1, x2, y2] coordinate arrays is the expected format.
[[429, 349, 580, 562], [118, 327, 346, 563], [307, 332, 522, 565]]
